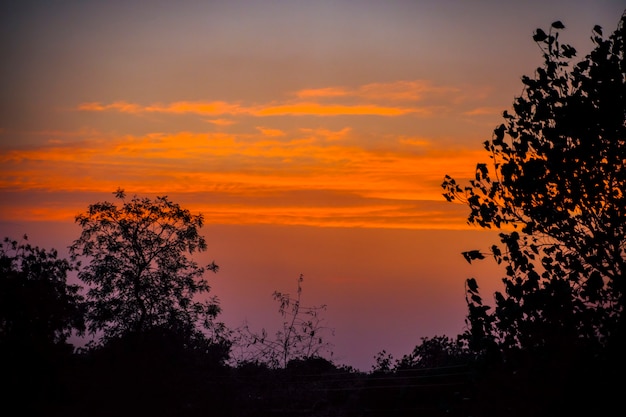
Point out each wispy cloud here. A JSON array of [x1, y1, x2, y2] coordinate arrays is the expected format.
[[206, 118, 237, 126], [10, 78, 500, 229], [79, 101, 245, 116], [356, 80, 460, 101], [76, 80, 470, 119], [296, 87, 349, 99], [462, 106, 502, 116], [78, 100, 423, 117], [256, 127, 286, 137], [77, 101, 144, 113], [299, 127, 351, 142], [295, 80, 459, 102], [251, 102, 418, 117], [0, 128, 483, 229]]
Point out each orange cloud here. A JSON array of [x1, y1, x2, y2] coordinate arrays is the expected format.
[[76, 80, 472, 120], [144, 101, 244, 115], [398, 136, 431, 147], [299, 127, 351, 142], [462, 107, 502, 116], [0, 193, 470, 230], [78, 101, 243, 115], [16, 77, 498, 230], [294, 80, 460, 102], [77, 100, 422, 117], [296, 87, 349, 98], [357, 80, 460, 101], [1, 129, 484, 229], [206, 118, 237, 126], [77, 101, 143, 113], [256, 127, 286, 137], [251, 102, 418, 117]]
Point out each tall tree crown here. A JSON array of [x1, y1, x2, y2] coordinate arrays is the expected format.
[[442, 13, 626, 353], [70, 189, 220, 342]]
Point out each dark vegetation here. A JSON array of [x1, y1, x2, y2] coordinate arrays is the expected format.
[[1, 13, 625, 416]]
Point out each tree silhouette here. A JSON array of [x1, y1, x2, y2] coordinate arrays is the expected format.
[[394, 335, 471, 370], [443, 13, 626, 357], [70, 189, 223, 345], [0, 235, 84, 353], [0, 235, 85, 415], [232, 274, 333, 368]]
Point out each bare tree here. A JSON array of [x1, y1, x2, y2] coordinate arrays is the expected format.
[[231, 274, 333, 368]]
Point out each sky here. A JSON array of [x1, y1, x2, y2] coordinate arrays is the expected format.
[[1, 0, 624, 370]]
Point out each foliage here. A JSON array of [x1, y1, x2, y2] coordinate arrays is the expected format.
[[70, 189, 223, 344], [0, 235, 84, 352], [371, 349, 395, 373], [442, 14, 626, 356], [232, 274, 334, 368], [372, 335, 472, 373], [394, 335, 472, 370]]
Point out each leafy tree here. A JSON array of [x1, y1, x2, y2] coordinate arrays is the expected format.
[[0, 235, 84, 353], [394, 335, 471, 370], [371, 336, 471, 373], [232, 274, 333, 368], [0, 236, 85, 415], [371, 349, 395, 373], [442, 13, 626, 357], [70, 189, 223, 345]]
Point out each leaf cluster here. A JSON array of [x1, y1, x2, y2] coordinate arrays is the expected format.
[[0, 235, 85, 351], [70, 189, 222, 343], [372, 335, 472, 373], [443, 13, 626, 355]]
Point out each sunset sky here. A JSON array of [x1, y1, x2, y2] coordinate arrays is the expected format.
[[1, 0, 624, 370]]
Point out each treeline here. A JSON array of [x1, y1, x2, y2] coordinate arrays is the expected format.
[[0, 231, 474, 417], [2, 11, 626, 417]]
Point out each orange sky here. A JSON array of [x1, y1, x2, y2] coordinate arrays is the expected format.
[[1, 0, 623, 370], [1, 78, 495, 229]]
